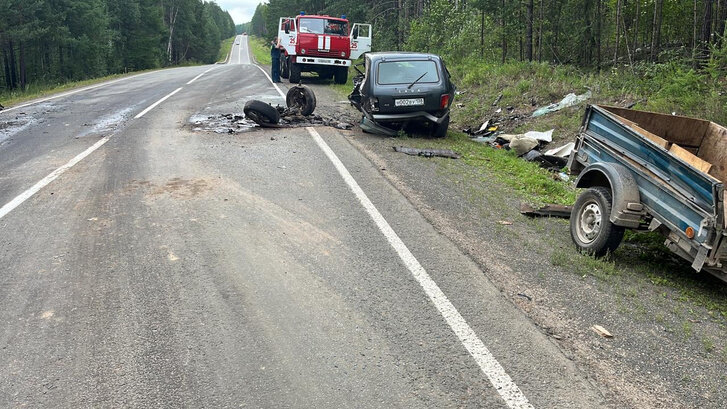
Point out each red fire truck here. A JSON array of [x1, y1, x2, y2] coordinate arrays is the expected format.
[[277, 13, 372, 84]]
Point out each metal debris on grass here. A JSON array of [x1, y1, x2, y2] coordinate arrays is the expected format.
[[393, 146, 461, 159]]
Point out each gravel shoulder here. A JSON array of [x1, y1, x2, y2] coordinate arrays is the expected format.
[[284, 74, 727, 409]]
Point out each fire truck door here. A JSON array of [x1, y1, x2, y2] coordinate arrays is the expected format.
[[349, 23, 372, 60], [278, 18, 297, 55]]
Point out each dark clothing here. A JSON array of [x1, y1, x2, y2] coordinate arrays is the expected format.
[[271, 45, 281, 83]]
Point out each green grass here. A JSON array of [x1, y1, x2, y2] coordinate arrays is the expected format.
[[0, 68, 162, 108], [218, 36, 235, 63], [249, 36, 272, 65]]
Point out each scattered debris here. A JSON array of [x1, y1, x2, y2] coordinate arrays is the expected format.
[[361, 116, 398, 136], [591, 325, 614, 338], [520, 203, 573, 218], [492, 94, 503, 106], [523, 149, 569, 170], [244, 100, 281, 128], [532, 91, 592, 117], [285, 85, 317, 116], [516, 293, 532, 301], [498, 221, 513, 225], [393, 146, 461, 159], [507, 136, 539, 156], [544, 142, 575, 158]]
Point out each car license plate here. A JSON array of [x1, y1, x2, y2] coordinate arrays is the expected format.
[[395, 98, 424, 107], [318, 59, 332, 64]]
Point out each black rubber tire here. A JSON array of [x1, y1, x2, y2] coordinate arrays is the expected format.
[[289, 62, 301, 83], [432, 116, 450, 138], [280, 56, 290, 79], [334, 66, 348, 84], [243, 100, 280, 127], [570, 186, 625, 257], [286, 85, 316, 116]]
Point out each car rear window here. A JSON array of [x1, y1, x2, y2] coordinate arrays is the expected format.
[[377, 60, 440, 85]]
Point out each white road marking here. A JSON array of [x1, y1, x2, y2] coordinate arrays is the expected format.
[[0, 72, 154, 114], [0, 136, 111, 220], [254, 65, 286, 98], [134, 87, 183, 119], [186, 66, 216, 85], [238, 36, 242, 64], [306, 127, 533, 409]]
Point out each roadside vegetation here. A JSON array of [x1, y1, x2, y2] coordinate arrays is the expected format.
[[249, 36, 272, 65], [0, 1, 235, 105], [218, 37, 236, 64]]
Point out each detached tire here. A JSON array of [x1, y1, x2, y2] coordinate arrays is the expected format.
[[286, 85, 316, 116], [432, 116, 450, 138], [244, 100, 280, 127], [570, 187, 625, 257], [334, 67, 348, 84], [289, 62, 301, 83]]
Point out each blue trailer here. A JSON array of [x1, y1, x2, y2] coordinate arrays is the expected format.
[[567, 105, 727, 282]]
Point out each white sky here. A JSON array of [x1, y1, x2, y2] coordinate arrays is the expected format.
[[213, 0, 264, 25]]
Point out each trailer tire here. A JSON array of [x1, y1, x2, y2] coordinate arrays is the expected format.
[[334, 67, 348, 84], [570, 186, 625, 257], [286, 85, 316, 116], [289, 62, 301, 83], [280, 56, 290, 79], [244, 100, 280, 127]]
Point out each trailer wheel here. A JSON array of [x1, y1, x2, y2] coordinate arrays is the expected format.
[[570, 187, 625, 257], [243, 100, 280, 127], [286, 85, 316, 116], [280, 56, 290, 79], [289, 62, 301, 83], [334, 67, 348, 84]]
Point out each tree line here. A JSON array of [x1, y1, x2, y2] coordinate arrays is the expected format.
[[0, 0, 236, 91], [246, 0, 727, 69]]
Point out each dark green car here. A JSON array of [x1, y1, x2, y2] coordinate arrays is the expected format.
[[349, 52, 455, 137]]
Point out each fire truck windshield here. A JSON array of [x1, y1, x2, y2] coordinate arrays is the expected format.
[[299, 18, 348, 36]]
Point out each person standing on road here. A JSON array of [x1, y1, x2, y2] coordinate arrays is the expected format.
[[270, 39, 281, 83]]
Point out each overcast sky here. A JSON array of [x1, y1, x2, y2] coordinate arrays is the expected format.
[[214, 0, 263, 25]]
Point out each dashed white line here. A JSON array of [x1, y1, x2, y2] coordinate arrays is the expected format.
[[306, 127, 533, 409], [134, 87, 183, 119], [0, 136, 111, 220], [187, 66, 216, 85]]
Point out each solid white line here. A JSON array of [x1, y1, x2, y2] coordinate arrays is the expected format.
[[238, 36, 242, 64], [134, 87, 183, 119], [306, 127, 533, 409], [253, 65, 286, 98], [0, 72, 153, 114], [0, 136, 111, 220]]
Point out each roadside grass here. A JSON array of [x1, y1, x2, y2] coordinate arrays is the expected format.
[[218, 36, 235, 63], [326, 57, 727, 321], [249, 36, 272, 65], [0, 69, 161, 108]]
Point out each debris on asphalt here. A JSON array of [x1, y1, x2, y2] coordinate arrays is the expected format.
[[285, 85, 317, 116], [520, 203, 573, 218], [393, 146, 461, 159], [532, 91, 592, 117], [516, 293, 532, 301], [591, 325, 614, 338]]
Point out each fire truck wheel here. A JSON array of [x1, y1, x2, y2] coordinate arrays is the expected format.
[[280, 57, 290, 79], [286, 85, 316, 116], [289, 62, 301, 83], [334, 67, 348, 84], [243, 100, 280, 127]]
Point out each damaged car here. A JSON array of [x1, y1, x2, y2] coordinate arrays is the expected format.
[[349, 52, 455, 137]]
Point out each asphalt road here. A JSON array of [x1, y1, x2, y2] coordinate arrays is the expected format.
[[0, 36, 607, 408]]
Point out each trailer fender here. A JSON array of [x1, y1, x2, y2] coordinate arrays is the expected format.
[[575, 162, 644, 228]]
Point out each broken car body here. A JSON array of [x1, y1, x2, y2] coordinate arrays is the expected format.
[[348, 52, 455, 137]]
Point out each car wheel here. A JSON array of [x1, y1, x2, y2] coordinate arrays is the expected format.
[[334, 67, 348, 84], [432, 116, 450, 138], [289, 62, 301, 83], [280, 56, 290, 79], [286, 85, 316, 116], [244, 100, 280, 127], [570, 187, 625, 257]]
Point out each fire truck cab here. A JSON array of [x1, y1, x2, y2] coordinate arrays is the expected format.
[[277, 13, 372, 84]]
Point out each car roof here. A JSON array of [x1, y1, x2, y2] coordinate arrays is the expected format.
[[366, 52, 442, 62]]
